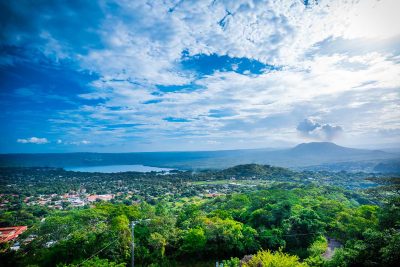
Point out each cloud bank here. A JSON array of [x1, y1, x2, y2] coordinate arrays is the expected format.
[[17, 137, 49, 144]]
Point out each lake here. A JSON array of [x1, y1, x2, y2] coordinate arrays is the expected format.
[[64, 164, 173, 173]]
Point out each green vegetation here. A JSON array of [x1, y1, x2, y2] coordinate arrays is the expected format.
[[242, 250, 307, 267], [0, 164, 399, 266]]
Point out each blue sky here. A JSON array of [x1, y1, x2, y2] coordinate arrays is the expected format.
[[1, 0, 399, 153]]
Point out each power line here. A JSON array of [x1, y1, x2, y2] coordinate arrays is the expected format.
[[19, 221, 118, 266], [19, 220, 324, 266], [20, 223, 69, 256], [78, 237, 120, 266], [20, 222, 104, 257], [279, 232, 323, 237]]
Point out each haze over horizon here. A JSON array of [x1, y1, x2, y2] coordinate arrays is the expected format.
[[1, 0, 400, 153], [0, 141, 398, 155]]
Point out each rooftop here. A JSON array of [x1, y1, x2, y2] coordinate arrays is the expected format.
[[0, 226, 28, 243]]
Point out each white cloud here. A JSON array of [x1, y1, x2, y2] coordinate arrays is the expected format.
[[297, 118, 343, 141], [55, 0, 398, 88], [17, 137, 49, 144], [341, 0, 400, 40], [61, 140, 92, 146], [57, 49, 399, 148], [13, 0, 398, 150]]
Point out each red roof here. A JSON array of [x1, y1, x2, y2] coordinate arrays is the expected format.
[[0, 226, 28, 243]]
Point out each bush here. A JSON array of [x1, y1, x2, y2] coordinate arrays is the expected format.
[[241, 250, 308, 267], [60, 257, 125, 267]]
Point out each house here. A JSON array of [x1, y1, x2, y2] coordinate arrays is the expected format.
[[10, 241, 21, 250], [87, 194, 114, 202], [0, 226, 28, 243], [68, 197, 85, 207]]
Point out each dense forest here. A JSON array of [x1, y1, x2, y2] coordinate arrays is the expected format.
[[0, 165, 399, 266]]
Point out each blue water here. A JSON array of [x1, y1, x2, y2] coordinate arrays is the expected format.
[[65, 164, 173, 173]]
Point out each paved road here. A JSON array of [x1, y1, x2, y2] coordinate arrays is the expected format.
[[322, 237, 342, 259]]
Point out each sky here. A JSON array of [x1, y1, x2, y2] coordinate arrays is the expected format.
[[0, 0, 399, 153]]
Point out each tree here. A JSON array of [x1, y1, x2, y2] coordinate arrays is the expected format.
[[379, 197, 400, 229], [148, 232, 167, 258], [180, 227, 206, 255], [283, 209, 325, 249]]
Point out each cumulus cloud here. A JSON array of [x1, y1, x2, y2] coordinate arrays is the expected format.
[[297, 119, 343, 141], [17, 137, 49, 144]]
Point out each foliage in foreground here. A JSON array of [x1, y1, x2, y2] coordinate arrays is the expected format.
[[242, 249, 308, 267], [1, 185, 399, 267], [223, 249, 308, 267], [62, 257, 125, 267]]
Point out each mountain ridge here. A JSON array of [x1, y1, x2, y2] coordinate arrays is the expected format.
[[0, 142, 398, 172]]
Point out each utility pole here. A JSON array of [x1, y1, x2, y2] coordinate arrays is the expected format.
[[131, 219, 150, 267], [131, 221, 135, 267]]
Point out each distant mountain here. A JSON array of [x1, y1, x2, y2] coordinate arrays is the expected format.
[[207, 142, 395, 170], [290, 142, 360, 155], [373, 159, 400, 173], [283, 142, 393, 163], [0, 142, 398, 172]]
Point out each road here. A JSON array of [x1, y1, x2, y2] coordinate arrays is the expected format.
[[322, 237, 342, 260]]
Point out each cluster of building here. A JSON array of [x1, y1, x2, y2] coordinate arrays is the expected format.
[[23, 192, 115, 209], [0, 194, 19, 210], [204, 192, 224, 198], [0, 192, 121, 251]]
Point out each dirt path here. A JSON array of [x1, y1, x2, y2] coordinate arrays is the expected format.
[[322, 237, 342, 260]]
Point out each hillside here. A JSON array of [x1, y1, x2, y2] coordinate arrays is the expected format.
[[220, 164, 295, 178]]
